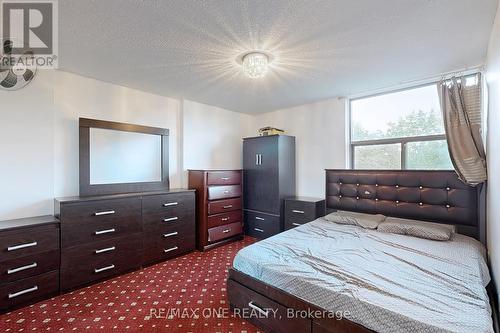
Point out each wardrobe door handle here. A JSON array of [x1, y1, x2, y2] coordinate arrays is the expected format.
[[163, 202, 178, 207], [164, 246, 178, 253], [256, 154, 259, 165], [8, 286, 38, 299], [94, 210, 115, 216], [95, 228, 115, 235], [7, 241, 37, 251], [7, 262, 38, 275], [254, 228, 264, 233], [95, 246, 116, 254], [259, 154, 262, 165], [94, 265, 115, 273]]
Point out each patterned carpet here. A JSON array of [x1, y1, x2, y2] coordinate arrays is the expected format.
[[1, 237, 259, 333]]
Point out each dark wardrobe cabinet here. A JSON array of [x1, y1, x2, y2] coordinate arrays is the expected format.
[[243, 135, 296, 239]]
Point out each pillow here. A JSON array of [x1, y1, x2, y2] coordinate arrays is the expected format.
[[378, 217, 456, 241], [323, 210, 386, 229]]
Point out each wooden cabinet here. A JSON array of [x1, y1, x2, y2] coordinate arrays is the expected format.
[[55, 189, 195, 291], [0, 216, 60, 312], [189, 170, 244, 251], [284, 197, 326, 230], [243, 135, 296, 239]]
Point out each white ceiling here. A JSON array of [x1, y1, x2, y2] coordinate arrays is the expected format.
[[59, 0, 498, 114]]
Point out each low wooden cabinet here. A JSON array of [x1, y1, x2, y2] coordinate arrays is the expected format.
[[55, 189, 195, 291], [0, 216, 60, 312], [188, 170, 244, 251]]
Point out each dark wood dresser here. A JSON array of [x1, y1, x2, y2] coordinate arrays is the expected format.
[[0, 216, 60, 312], [188, 170, 243, 251], [284, 197, 326, 230], [243, 135, 296, 239], [55, 189, 195, 291]]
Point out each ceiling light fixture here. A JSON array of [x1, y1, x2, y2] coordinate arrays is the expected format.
[[239, 52, 272, 79]]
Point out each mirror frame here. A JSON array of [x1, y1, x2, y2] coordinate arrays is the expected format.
[[79, 118, 170, 196]]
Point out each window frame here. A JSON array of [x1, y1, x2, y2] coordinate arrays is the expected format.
[[348, 83, 450, 170]]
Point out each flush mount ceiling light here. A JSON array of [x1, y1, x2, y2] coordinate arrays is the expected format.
[[236, 51, 274, 79]]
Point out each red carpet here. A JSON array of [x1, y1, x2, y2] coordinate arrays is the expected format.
[[1, 237, 259, 333]]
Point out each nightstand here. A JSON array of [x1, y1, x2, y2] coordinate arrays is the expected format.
[[284, 197, 326, 230]]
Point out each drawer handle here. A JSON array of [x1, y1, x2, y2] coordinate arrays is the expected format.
[[163, 202, 178, 207], [292, 210, 305, 214], [8, 286, 38, 299], [223, 190, 230, 194], [221, 217, 230, 221], [163, 217, 178, 222], [254, 228, 264, 233], [94, 264, 115, 273], [221, 177, 230, 180], [95, 228, 116, 235], [248, 301, 269, 317], [292, 223, 303, 227], [7, 241, 38, 252], [95, 246, 116, 254], [223, 205, 233, 209], [163, 232, 178, 238], [255, 217, 265, 221], [164, 246, 178, 253], [7, 262, 38, 275], [222, 229, 231, 233], [94, 210, 115, 216]]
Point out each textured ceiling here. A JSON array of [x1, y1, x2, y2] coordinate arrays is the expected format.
[[59, 0, 498, 113]]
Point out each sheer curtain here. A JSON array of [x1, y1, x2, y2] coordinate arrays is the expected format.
[[437, 73, 487, 186]]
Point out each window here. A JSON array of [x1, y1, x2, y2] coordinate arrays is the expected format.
[[350, 84, 453, 170]]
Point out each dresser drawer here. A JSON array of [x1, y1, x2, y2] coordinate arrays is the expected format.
[[245, 211, 280, 239], [142, 205, 195, 227], [228, 279, 311, 333], [208, 198, 242, 215], [208, 185, 242, 201], [0, 250, 59, 284], [142, 192, 194, 216], [207, 171, 241, 186], [61, 235, 142, 291], [143, 213, 195, 239], [143, 231, 194, 264], [0, 270, 59, 311], [0, 225, 59, 261], [60, 198, 142, 248], [207, 210, 242, 229], [207, 222, 242, 243]]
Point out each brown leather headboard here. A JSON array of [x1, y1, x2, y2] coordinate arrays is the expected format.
[[325, 170, 481, 240]]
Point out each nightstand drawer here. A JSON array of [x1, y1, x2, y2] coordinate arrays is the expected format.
[[207, 171, 241, 185], [0, 225, 59, 261], [0, 250, 59, 284], [208, 198, 242, 215], [0, 270, 59, 311], [208, 185, 242, 200], [244, 211, 280, 239], [284, 198, 325, 230]]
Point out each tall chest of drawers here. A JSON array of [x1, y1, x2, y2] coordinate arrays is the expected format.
[[188, 170, 244, 251], [55, 189, 195, 291], [0, 216, 60, 312]]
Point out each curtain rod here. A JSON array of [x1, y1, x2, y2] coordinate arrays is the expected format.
[[346, 65, 484, 100]]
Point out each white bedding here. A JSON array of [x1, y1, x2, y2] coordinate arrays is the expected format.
[[233, 218, 493, 333]]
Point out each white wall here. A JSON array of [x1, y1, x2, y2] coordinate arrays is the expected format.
[[486, 3, 500, 301], [182, 100, 253, 186], [251, 98, 347, 198]]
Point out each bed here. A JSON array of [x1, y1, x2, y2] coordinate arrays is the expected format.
[[227, 170, 493, 333]]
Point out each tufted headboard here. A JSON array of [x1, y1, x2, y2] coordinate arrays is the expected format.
[[325, 170, 483, 241]]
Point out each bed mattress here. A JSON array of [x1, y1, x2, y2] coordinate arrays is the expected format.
[[233, 218, 493, 333]]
